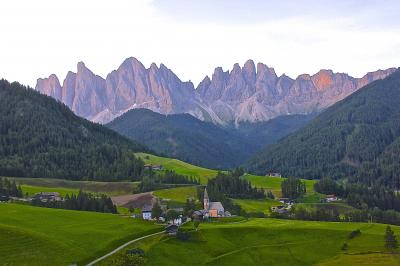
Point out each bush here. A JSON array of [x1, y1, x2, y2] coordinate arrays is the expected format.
[[349, 229, 361, 239]]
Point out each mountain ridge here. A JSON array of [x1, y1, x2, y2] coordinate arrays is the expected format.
[[35, 57, 396, 124]]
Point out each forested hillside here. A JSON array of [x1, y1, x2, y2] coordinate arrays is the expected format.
[[247, 69, 400, 187], [0, 80, 147, 181], [107, 109, 313, 169]]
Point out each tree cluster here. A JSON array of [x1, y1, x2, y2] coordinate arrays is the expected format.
[[206, 172, 265, 200], [32, 190, 117, 214], [0, 177, 22, 197], [281, 177, 306, 199], [138, 170, 199, 193]]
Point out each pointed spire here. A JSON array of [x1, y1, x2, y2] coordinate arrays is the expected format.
[[204, 188, 209, 200]]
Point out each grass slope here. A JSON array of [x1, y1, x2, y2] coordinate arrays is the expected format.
[[99, 218, 400, 266], [10, 177, 139, 196], [241, 174, 317, 197], [153, 186, 198, 204], [0, 203, 161, 265], [232, 198, 282, 214], [136, 153, 219, 184]]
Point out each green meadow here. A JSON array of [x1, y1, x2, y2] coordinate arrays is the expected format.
[[136, 153, 219, 184], [9, 177, 139, 196], [153, 186, 199, 206], [98, 218, 400, 266], [241, 174, 317, 197], [0, 203, 161, 265], [232, 198, 282, 214]]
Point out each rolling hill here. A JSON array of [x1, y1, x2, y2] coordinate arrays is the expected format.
[[246, 69, 400, 187], [0, 80, 147, 181], [99, 218, 400, 265], [0, 203, 160, 265], [108, 109, 313, 169]]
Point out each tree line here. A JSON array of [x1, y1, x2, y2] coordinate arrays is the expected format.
[[138, 169, 200, 192], [32, 190, 117, 214]]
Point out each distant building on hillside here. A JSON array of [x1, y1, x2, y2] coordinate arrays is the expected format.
[[141, 205, 152, 220], [325, 195, 339, 202], [144, 164, 164, 171], [266, 172, 282, 177]]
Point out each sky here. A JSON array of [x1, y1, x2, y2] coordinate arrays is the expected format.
[[1, 0, 400, 87]]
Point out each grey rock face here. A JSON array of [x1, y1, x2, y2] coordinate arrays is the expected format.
[[36, 58, 396, 124]]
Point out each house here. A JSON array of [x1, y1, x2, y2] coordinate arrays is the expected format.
[[34, 192, 61, 202], [144, 164, 163, 171], [326, 194, 338, 202], [165, 224, 179, 235], [278, 198, 290, 204], [267, 172, 282, 178], [271, 205, 288, 214], [0, 195, 9, 202], [203, 188, 225, 217], [141, 205, 152, 220]]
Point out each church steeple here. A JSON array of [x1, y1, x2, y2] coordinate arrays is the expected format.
[[203, 188, 209, 210]]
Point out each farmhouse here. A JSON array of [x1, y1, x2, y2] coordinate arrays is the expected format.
[[144, 164, 163, 171], [325, 194, 339, 202], [203, 188, 225, 217], [34, 192, 61, 202], [267, 172, 282, 177], [141, 205, 152, 220]]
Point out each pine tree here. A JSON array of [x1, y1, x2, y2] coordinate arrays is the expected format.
[[151, 200, 163, 219], [385, 226, 398, 250]]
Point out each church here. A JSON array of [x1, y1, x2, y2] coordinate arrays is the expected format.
[[203, 188, 225, 217]]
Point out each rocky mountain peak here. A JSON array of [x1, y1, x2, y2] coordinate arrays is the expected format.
[[35, 57, 397, 124]]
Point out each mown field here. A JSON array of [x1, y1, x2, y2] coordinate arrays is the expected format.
[[98, 218, 400, 266], [9, 177, 139, 196], [241, 174, 317, 197], [0, 203, 161, 265], [136, 153, 219, 184], [153, 186, 198, 204], [232, 198, 282, 214]]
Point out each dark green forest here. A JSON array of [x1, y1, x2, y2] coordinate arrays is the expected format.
[[0, 80, 147, 181], [247, 69, 400, 188], [107, 108, 312, 169]]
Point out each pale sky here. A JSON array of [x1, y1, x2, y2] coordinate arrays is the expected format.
[[1, 0, 400, 87]]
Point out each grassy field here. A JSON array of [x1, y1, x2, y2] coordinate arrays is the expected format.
[[0, 203, 161, 265], [9, 177, 139, 196], [241, 174, 317, 197], [232, 198, 282, 214], [98, 218, 400, 266], [136, 153, 219, 184], [153, 186, 198, 204]]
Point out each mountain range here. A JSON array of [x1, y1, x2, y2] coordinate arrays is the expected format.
[[246, 69, 400, 187], [35, 57, 396, 124]]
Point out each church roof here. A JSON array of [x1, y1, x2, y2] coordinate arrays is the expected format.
[[208, 201, 224, 210]]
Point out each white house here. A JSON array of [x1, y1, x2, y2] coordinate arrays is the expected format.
[[141, 205, 152, 220]]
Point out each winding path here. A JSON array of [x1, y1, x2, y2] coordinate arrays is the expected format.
[[86, 231, 163, 266]]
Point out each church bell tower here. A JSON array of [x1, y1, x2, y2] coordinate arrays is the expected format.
[[204, 188, 209, 210]]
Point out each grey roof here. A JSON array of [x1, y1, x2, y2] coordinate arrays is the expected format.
[[208, 202, 224, 210], [142, 205, 152, 212]]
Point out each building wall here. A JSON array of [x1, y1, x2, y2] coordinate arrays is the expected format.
[[142, 212, 152, 220]]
